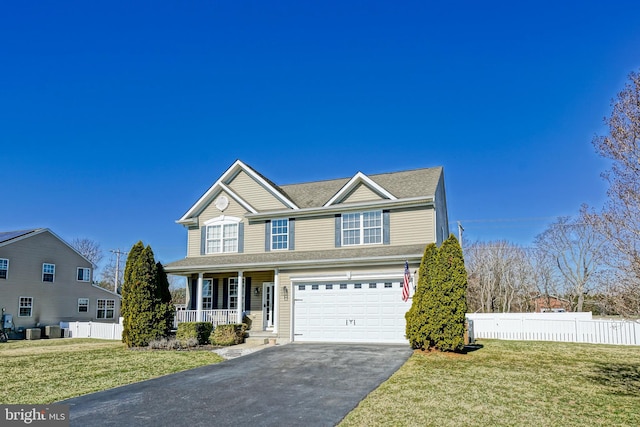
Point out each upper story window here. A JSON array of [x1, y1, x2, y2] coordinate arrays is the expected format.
[[342, 210, 382, 246], [77, 267, 91, 282], [42, 263, 55, 282], [0, 258, 8, 279], [204, 216, 241, 254], [271, 219, 289, 250], [265, 218, 294, 252]]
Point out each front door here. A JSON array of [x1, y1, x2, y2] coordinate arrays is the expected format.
[[263, 282, 275, 330]]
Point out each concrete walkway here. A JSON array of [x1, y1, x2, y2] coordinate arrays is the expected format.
[[62, 343, 412, 427]]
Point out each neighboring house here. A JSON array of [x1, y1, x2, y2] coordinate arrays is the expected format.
[[0, 229, 121, 331], [532, 294, 571, 313], [165, 160, 449, 344]]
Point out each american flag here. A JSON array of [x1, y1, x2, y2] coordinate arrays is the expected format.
[[402, 261, 410, 302]]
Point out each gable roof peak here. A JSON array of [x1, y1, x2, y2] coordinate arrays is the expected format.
[[323, 170, 397, 207], [177, 159, 300, 224]]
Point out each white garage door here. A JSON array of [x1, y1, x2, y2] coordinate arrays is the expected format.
[[293, 281, 410, 344]]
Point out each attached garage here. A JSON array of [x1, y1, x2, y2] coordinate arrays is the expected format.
[[292, 280, 410, 344]]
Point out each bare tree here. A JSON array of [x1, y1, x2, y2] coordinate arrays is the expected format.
[[528, 247, 561, 311], [98, 258, 123, 294], [584, 69, 640, 316], [72, 238, 103, 267], [465, 241, 535, 313], [535, 215, 606, 312]]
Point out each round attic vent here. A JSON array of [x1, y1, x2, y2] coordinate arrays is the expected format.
[[215, 195, 229, 211]]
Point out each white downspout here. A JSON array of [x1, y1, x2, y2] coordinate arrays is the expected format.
[[196, 273, 203, 322]]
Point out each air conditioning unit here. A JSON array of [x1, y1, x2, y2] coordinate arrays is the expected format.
[[61, 328, 70, 338]]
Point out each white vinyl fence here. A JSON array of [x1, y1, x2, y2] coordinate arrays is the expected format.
[[64, 318, 123, 340], [466, 312, 640, 346]]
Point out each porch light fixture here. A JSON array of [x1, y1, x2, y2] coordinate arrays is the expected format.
[[254, 287, 260, 296], [282, 286, 288, 301]]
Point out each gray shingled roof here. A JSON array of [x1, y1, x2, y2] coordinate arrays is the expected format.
[[164, 244, 426, 273], [279, 166, 443, 209]]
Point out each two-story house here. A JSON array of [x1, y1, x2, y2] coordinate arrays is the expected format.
[[0, 229, 121, 332], [165, 160, 449, 344]]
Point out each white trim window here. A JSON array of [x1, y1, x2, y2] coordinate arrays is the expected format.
[[228, 278, 239, 310], [97, 299, 115, 319], [205, 216, 240, 254], [42, 263, 55, 282], [271, 219, 289, 250], [19, 297, 33, 317], [0, 258, 8, 279], [77, 267, 91, 282], [202, 279, 213, 310], [78, 298, 89, 313], [342, 211, 382, 246]]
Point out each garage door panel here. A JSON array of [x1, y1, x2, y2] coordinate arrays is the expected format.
[[294, 281, 409, 344]]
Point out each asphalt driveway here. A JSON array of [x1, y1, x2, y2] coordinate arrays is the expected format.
[[61, 343, 412, 427]]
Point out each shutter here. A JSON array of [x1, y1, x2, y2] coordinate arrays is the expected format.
[[265, 220, 271, 252], [383, 210, 390, 245], [335, 215, 342, 247], [190, 279, 198, 310], [289, 218, 295, 250], [244, 277, 252, 311], [212, 278, 219, 309], [200, 226, 207, 255], [238, 222, 244, 253], [222, 278, 229, 309]]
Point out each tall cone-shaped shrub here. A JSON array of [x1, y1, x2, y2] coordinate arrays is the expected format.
[[154, 262, 175, 338], [405, 243, 437, 349], [432, 235, 468, 352], [122, 244, 162, 347], [120, 241, 144, 341]]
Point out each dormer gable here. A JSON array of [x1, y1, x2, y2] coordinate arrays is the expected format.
[[323, 172, 397, 207], [178, 160, 299, 225]]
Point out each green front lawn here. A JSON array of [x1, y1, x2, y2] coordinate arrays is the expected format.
[[340, 339, 640, 426], [0, 338, 223, 404]]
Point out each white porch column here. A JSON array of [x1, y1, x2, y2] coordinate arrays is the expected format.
[[237, 271, 244, 324], [196, 273, 204, 322], [273, 268, 279, 334]]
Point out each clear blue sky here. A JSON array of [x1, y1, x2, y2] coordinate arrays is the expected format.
[[2, 1, 639, 273]]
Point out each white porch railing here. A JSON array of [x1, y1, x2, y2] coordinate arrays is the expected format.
[[173, 309, 238, 328]]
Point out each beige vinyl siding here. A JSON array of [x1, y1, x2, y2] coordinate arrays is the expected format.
[[292, 215, 336, 251], [339, 183, 384, 204], [227, 170, 290, 212], [0, 231, 120, 329], [390, 207, 435, 245], [277, 272, 292, 341], [244, 220, 267, 254], [187, 226, 201, 258]]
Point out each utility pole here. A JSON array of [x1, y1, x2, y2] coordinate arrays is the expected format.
[[457, 221, 464, 249], [110, 249, 127, 294]]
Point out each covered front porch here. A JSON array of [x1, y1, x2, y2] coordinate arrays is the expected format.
[[172, 269, 281, 333]]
